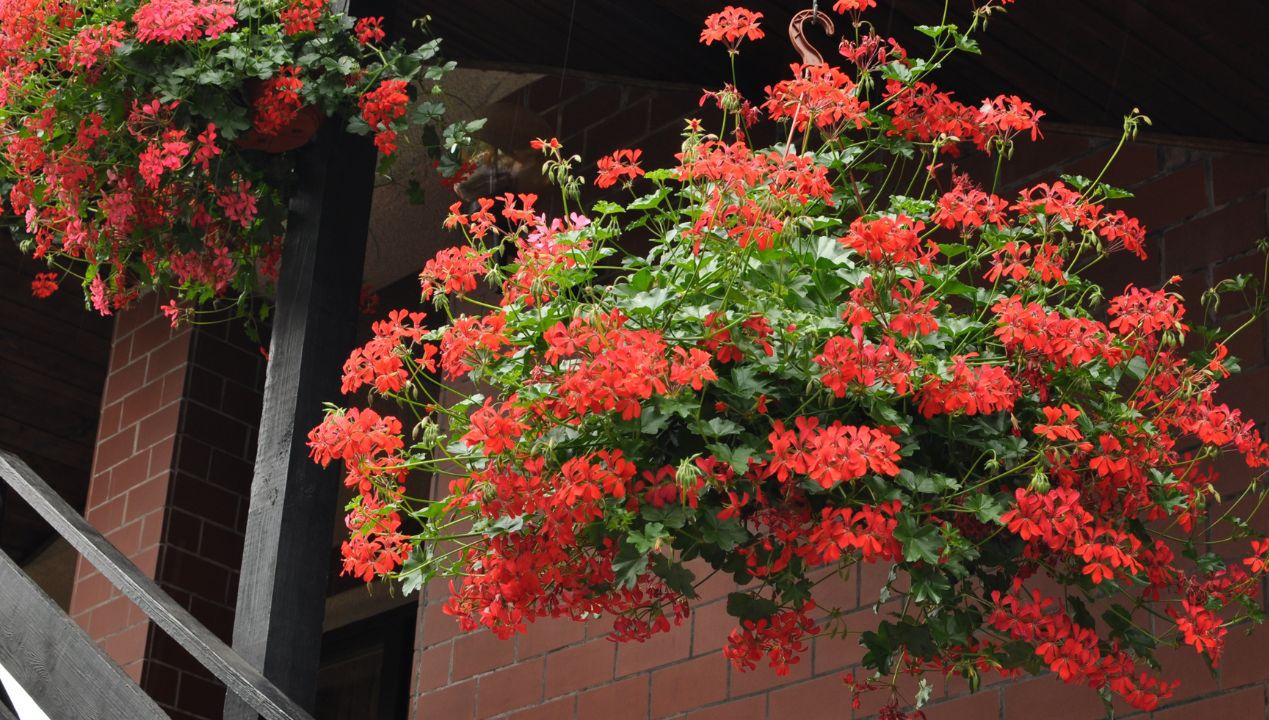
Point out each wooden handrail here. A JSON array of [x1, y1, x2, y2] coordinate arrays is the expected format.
[[0, 550, 167, 719], [0, 451, 314, 720]]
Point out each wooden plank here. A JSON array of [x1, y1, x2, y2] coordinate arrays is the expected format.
[[224, 123, 377, 719], [0, 697, 17, 720], [0, 451, 314, 720], [0, 550, 166, 720]]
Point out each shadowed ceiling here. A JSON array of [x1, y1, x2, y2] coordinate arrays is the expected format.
[[387, 0, 1267, 144]]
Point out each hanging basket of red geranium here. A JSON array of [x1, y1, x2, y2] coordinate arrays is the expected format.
[[310, 1, 1269, 717], [0, 0, 480, 324]]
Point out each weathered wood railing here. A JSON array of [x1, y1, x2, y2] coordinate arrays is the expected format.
[[0, 693, 18, 720], [0, 451, 314, 720]]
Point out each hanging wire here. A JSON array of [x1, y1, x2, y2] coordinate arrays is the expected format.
[[559, 0, 579, 94]]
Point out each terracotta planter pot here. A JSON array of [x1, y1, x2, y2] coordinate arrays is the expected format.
[[235, 81, 323, 153]]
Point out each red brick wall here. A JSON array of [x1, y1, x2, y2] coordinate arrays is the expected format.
[[68, 295, 265, 720], [70, 294, 194, 682], [514, 73, 703, 178], [406, 75, 1269, 720]]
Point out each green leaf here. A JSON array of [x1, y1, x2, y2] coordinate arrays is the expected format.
[[725, 365, 772, 398], [424, 61, 457, 81], [398, 545, 434, 595], [896, 469, 961, 494], [643, 504, 691, 529], [628, 267, 653, 292], [908, 567, 951, 604], [626, 287, 672, 313], [196, 69, 226, 85], [613, 553, 649, 589], [963, 493, 1005, 523], [1103, 604, 1158, 662], [915, 24, 954, 39], [727, 592, 778, 622], [628, 522, 669, 554], [861, 622, 899, 673], [628, 186, 672, 210], [940, 279, 977, 298], [954, 33, 981, 54], [641, 407, 671, 435], [1099, 184, 1134, 200], [651, 554, 698, 599], [1125, 355, 1151, 380], [706, 443, 756, 473], [698, 417, 743, 438], [895, 514, 944, 564], [700, 513, 749, 551], [472, 514, 525, 535], [812, 236, 852, 266], [1067, 596, 1096, 630]]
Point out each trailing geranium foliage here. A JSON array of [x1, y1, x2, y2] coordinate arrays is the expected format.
[[311, 1, 1269, 715], [0, 0, 477, 321]]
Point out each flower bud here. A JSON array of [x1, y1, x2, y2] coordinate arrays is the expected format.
[[1028, 468, 1050, 493]]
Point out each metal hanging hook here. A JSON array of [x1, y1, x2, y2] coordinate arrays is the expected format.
[[788, 6, 836, 66]]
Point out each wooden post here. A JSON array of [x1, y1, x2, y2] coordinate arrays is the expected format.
[[224, 124, 377, 720]]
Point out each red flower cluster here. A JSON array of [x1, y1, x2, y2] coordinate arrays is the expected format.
[[840, 215, 931, 267], [989, 587, 1177, 710], [354, 16, 384, 46], [677, 139, 834, 252], [340, 309, 433, 395], [767, 417, 901, 488], [59, 22, 126, 72], [279, 0, 325, 35], [832, 0, 877, 13], [764, 64, 870, 135], [815, 328, 916, 397], [917, 355, 1019, 418], [700, 6, 764, 50], [724, 603, 820, 675], [252, 66, 305, 136], [133, 0, 237, 44], [992, 295, 1122, 370], [933, 174, 1007, 231], [885, 81, 1043, 155], [1108, 284, 1187, 342], [594, 148, 645, 189], [30, 272, 58, 298], [807, 502, 901, 564], [359, 78, 411, 154], [419, 245, 491, 300]]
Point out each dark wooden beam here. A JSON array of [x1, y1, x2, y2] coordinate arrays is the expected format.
[[224, 124, 377, 719], [0, 695, 17, 720], [0, 549, 166, 720], [0, 451, 314, 720]]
